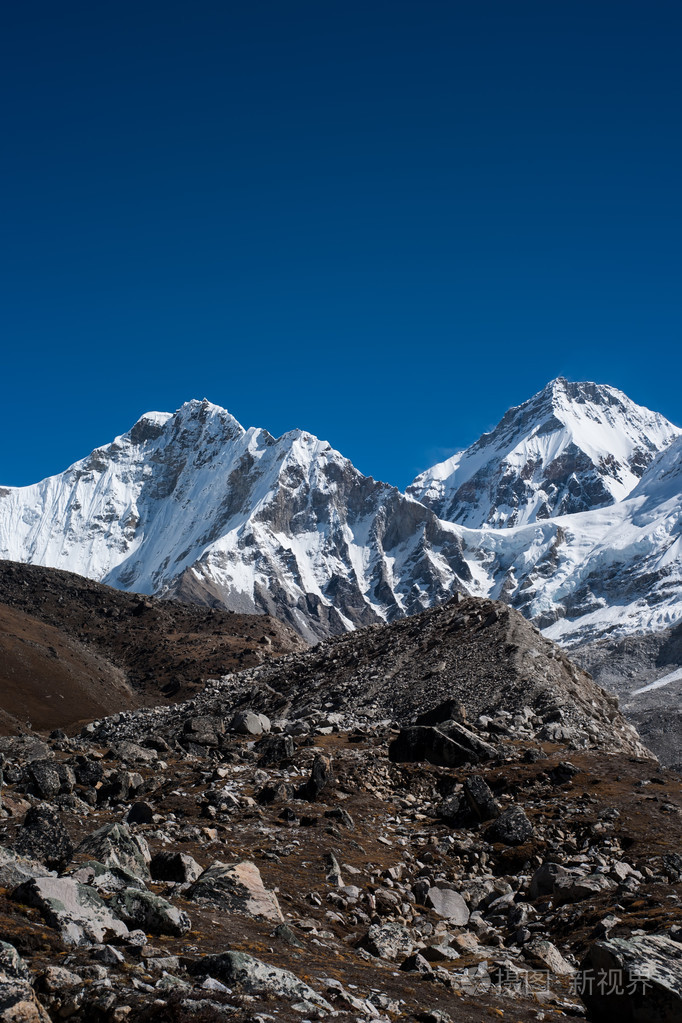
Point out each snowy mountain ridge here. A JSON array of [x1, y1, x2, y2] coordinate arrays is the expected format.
[[408, 377, 680, 527], [1, 382, 681, 649]]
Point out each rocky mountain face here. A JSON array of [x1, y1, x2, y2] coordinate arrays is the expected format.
[[573, 617, 682, 771], [0, 382, 680, 656], [0, 400, 473, 643], [408, 378, 680, 528], [1, 597, 682, 1023]]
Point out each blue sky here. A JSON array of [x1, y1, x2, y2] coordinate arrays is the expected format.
[[2, 1, 681, 489]]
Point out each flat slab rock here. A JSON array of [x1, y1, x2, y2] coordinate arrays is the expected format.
[[14, 876, 129, 947], [425, 887, 470, 925], [579, 934, 682, 1022], [187, 860, 283, 922]]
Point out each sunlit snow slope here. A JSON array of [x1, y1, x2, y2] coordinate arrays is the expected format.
[[1, 382, 681, 649], [0, 400, 473, 641], [408, 378, 680, 528]]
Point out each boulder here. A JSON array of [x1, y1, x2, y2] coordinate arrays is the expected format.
[[578, 935, 682, 1022], [296, 754, 334, 801], [463, 775, 500, 821], [0, 848, 54, 892], [187, 951, 331, 1009], [150, 851, 203, 884], [554, 873, 616, 905], [388, 725, 494, 768], [25, 760, 61, 800], [14, 804, 74, 872], [529, 861, 575, 900], [0, 980, 51, 1022], [230, 711, 270, 735], [257, 733, 295, 765], [127, 802, 155, 825], [187, 860, 283, 921], [524, 938, 575, 976], [111, 887, 191, 936], [486, 805, 534, 845], [425, 887, 470, 924], [13, 875, 129, 946], [360, 922, 415, 961], [415, 699, 468, 726], [75, 822, 151, 880]]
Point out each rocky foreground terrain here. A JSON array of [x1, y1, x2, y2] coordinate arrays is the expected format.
[[1, 597, 682, 1022]]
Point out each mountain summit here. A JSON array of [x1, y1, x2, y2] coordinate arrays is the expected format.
[[0, 398, 472, 641], [408, 378, 680, 527], [1, 382, 680, 653]]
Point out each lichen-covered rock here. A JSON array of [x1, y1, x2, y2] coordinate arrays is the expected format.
[[487, 805, 534, 845], [75, 822, 151, 880], [0, 945, 50, 1023], [13, 875, 129, 946], [360, 922, 415, 961], [187, 860, 283, 921], [111, 887, 191, 936], [578, 935, 682, 1022], [14, 804, 74, 872], [25, 760, 61, 800], [188, 951, 332, 1009], [0, 849, 54, 890]]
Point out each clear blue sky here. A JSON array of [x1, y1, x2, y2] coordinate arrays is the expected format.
[[2, 1, 681, 489]]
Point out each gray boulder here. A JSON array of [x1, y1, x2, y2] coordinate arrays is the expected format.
[[75, 822, 151, 880], [257, 733, 295, 765], [230, 710, 270, 735], [529, 861, 575, 900], [578, 934, 682, 1022], [487, 805, 534, 845], [463, 775, 500, 821], [0, 848, 54, 889], [25, 759, 61, 799], [188, 860, 283, 921], [187, 950, 331, 1009], [360, 922, 415, 961], [388, 724, 495, 768], [150, 851, 202, 883], [426, 887, 470, 924], [14, 804, 74, 872], [14, 875, 129, 946], [554, 873, 616, 905], [296, 753, 334, 801], [111, 887, 191, 936]]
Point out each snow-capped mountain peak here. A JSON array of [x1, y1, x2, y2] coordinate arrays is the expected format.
[[408, 378, 681, 528]]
